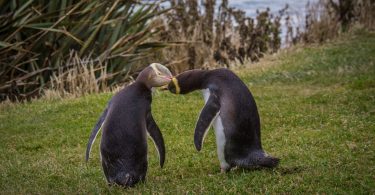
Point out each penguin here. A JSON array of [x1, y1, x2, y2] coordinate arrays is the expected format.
[[85, 63, 172, 187], [168, 68, 279, 172]]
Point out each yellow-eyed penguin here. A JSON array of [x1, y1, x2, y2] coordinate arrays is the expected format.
[[168, 68, 279, 172], [86, 63, 172, 187]]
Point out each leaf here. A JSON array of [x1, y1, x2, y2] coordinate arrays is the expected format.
[[24, 26, 83, 45]]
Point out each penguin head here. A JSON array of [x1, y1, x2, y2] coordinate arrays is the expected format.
[[137, 63, 172, 88], [168, 69, 207, 94]]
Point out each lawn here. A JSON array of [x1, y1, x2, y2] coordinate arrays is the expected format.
[[0, 30, 374, 194]]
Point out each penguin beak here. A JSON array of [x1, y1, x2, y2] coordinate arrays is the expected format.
[[163, 76, 172, 81], [159, 84, 169, 91], [157, 74, 172, 91]]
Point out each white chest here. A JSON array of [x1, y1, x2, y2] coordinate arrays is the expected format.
[[202, 89, 230, 169]]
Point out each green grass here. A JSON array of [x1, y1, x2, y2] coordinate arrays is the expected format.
[[1, 30, 374, 194]]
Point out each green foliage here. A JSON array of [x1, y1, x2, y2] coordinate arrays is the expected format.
[[0, 0, 167, 101], [0, 30, 374, 193]]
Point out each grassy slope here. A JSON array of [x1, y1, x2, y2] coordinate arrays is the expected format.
[[0, 30, 374, 194]]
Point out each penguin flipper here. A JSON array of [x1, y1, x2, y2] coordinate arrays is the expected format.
[[85, 100, 111, 162], [146, 112, 166, 168], [194, 92, 220, 151]]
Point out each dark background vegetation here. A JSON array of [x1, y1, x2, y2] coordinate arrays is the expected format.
[[0, 0, 374, 101]]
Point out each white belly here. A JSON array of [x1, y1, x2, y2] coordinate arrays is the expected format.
[[202, 89, 230, 169]]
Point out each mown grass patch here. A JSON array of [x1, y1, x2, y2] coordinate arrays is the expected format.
[[0, 30, 374, 194]]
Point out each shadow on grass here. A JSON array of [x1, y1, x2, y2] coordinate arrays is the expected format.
[[230, 165, 305, 176]]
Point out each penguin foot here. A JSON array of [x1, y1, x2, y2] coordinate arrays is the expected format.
[[219, 162, 232, 173], [220, 166, 231, 173]]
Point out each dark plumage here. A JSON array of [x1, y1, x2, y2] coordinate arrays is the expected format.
[[168, 68, 279, 172], [86, 63, 172, 187]]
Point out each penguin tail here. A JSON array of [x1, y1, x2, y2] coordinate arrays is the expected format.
[[110, 172, 144, 188], [257, 155, 279, 168], [239, 150, 280, 169]]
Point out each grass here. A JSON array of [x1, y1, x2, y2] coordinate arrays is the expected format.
[[1, 29, 374, 194]]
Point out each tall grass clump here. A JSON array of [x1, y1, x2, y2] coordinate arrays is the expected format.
[[0, 0, 168, 101]]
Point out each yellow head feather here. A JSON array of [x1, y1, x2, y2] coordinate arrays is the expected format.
[[172, 77, 180, 94]]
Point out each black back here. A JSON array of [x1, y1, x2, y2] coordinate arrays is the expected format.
[[170, 68, 263, 160], [100, 83, 152, 187]]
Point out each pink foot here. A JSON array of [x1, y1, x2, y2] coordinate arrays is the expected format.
[[220, 167, 230, 173]]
